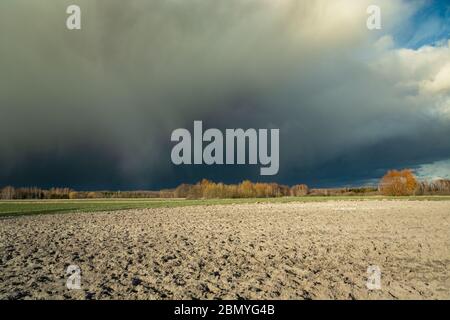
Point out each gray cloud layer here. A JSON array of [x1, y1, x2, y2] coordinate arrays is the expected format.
[[1, 0, 449, 189]]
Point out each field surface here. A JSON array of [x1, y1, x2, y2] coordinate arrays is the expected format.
[[1, 200, 449, 299], [1, 196, 450, 217]]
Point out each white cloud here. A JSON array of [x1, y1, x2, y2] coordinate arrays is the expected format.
[[371, 40, 450, 117], [422, 62, 450, 94], [415, 159, 450, 181]]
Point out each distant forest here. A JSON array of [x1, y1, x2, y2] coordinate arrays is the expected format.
[[1, 170, 450, 200]]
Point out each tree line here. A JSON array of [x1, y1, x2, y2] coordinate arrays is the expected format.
[[174, 180, 309, 199], [0, 187, 171, 200], [1, 170, 449, 200], [378, 169, 450, 196]]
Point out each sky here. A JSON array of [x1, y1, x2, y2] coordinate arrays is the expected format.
[[0, 0, 449, 190]]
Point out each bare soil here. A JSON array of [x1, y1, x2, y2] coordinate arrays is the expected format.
[[1, 200, 449, 300]]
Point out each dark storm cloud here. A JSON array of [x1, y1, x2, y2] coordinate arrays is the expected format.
[[1, 0, 449, 189]]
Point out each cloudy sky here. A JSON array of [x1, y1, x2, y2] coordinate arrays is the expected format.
[[1, 0, 449, 190]]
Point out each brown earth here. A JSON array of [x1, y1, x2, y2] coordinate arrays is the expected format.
[[0, 200, 449, 300]]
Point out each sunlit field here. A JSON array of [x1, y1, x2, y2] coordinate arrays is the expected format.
[[1, 200, 449, 300]]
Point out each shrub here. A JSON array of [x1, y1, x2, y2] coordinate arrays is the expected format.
[[379, 169, 418, 196], [69, 191, 79, 199], [1, 186, 15, 199], [290, 184, 309, 196]]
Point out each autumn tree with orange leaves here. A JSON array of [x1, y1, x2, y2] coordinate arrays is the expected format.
[[379, 169, 418, 196]]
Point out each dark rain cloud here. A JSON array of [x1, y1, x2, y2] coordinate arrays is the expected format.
[[1, 0, 449, 189]]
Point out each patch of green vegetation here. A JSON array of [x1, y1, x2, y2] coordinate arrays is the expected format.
[[1, 196, 449, 217]]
